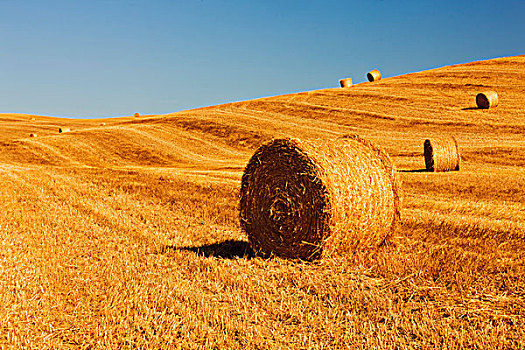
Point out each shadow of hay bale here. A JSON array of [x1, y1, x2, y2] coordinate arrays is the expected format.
[[168, 240, 254, 259], [397, 168, 430, 173]]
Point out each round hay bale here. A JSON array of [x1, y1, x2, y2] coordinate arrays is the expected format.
[[134, 112, 141, 118], [339, 78, 353, 88], [100, 122, 106, 126], [29, 133, 37, 137], [476, 91, 498, 109], [424, 137, 460, 172], [367, 69, 382, 82], [58, 127, 70, 133], [240, 136, 401, 261]]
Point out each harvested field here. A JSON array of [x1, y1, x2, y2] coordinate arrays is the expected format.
[[0, 55, 524, 348]]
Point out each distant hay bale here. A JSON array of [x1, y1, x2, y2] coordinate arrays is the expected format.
[[58, 128, 70, 133], [367, 69, 382, 82], [29, 133, 37, 137], [240, 136, 401, 261], [476, 91, 498, 109], [100, 122, 106, 126], [424, 137, 460, 172], [134, 112, 141, 118], [339, 78, 353, 88]]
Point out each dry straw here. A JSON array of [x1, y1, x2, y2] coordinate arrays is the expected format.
[[476, 91, 498, 109], [424, 137, 460, 172], [240, 136, 401, 261], [339, 78, 353, 88], [134, 112, 141, 118], [367, 69, 382, 82], [58, 128, 70, 133]]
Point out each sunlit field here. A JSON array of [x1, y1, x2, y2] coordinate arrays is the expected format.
[[1, 56, 524, 349]]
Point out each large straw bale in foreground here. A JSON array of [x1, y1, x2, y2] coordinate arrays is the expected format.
[[424, 137, 460, 172], [367, 69, 382, 82], [240, 136, 401, 260], [476, 91, 498, 109]]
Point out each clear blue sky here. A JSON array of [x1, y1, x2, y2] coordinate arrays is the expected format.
[[0, 0, 523, 118]]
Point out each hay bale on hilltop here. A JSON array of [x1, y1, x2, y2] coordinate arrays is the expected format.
[[239, 136, 401, 261], [134, 112, 141, 118], [476, 91, 498, 109], [424, 137, 460, 172], [339, 78, 353, 88], [367, 69, 382, 82], [58, 128, 70, 133]]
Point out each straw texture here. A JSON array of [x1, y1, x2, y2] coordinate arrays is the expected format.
[[339, 78, 353, 88], [476, 91, 499, 109], [367, 69, 382, 82], [424, 137, 460, 172], [239, 136, 401, 261]]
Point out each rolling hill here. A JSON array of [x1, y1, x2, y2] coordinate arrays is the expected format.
[[1, 56, 524, 348]]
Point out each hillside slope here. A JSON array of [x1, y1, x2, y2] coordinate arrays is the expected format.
[[1, 56, 524, 348]]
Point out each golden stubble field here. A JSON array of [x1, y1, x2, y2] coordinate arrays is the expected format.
[[0, 56, 524, 349]]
